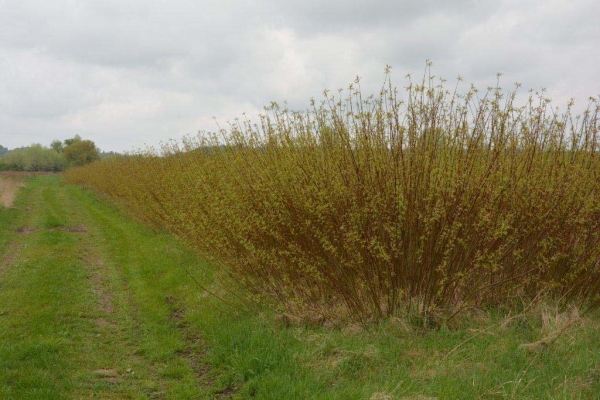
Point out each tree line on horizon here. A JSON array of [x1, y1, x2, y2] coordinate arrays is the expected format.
[[0, 135, 115, 172]]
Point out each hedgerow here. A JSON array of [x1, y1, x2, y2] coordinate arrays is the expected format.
[[65, 67, 600, 325]]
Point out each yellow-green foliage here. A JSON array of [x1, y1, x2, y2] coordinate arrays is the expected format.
[[65, 69, 600, 324]]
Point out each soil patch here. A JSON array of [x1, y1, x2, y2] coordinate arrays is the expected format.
[[81, 243, 117, 329], [92, 368, 120, 383], [13, 227, 38, 234], [50, 225, 89, 233], [13, 225, 88, 234], [88, 258, 113, 317], [165, 295, 211, 380]]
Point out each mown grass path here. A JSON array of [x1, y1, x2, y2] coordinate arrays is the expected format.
[[0, 176, 210, 398]]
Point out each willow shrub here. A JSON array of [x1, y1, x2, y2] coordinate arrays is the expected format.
[[65, 69, 600, 325]]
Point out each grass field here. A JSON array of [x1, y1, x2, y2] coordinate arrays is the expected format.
[[1, 175, 600, 399]]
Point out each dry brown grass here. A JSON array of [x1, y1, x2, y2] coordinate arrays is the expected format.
[[518, 304, 583, 352], [0, 174, 26, 208]]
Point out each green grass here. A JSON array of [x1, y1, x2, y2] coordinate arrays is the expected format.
[[1, 175, 600, 398], [0, 176, 209, 398]]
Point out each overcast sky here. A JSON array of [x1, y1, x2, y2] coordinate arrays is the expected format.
[[1, 0, 598, 152]]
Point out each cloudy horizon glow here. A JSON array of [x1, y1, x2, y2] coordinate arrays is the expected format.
[[1, 0, 599, 152]]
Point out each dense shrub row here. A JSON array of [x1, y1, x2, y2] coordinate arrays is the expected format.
[[1, 144, 66, 172], [0, 136, 101, 172], [65, 69, 600, 324]]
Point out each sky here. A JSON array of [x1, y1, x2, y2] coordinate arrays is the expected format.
[[0, 0, 598, 153]]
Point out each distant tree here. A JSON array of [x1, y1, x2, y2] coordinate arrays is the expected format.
[[0, 145, 8, 170], [51, 140, 64, 153], [63, 135, 82, 147], [1, 144, 66, 172], [99, 151, 122, 159], [63, 140, 100, 167]]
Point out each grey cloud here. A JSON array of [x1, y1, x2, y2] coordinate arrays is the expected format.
[[0, 0, 246, 69], [0, 0, 598, 152], [268, 0, 482, 34], [0, 49, 89, 119]]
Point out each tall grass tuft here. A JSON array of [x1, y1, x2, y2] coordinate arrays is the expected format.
[[65, 66, 600, 325]]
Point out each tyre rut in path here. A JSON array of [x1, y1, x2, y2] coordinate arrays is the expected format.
[[67, 182, 214, 397]]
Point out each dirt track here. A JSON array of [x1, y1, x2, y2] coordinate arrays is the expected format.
[[0, 175, 25, 208]]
